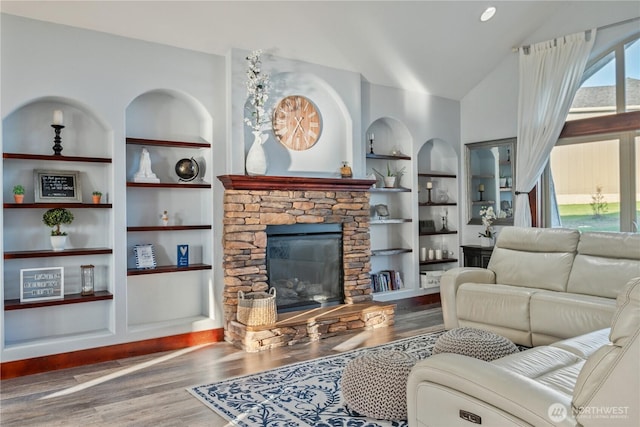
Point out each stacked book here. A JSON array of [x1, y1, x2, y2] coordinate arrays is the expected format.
[[370, 270, 404, 293]]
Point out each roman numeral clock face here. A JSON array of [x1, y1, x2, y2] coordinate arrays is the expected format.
[[272, 95, 322, 151]]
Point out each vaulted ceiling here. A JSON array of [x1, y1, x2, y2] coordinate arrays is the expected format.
[[2, 1, 637, 100]]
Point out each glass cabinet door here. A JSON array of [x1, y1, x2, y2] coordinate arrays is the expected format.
[[466, 138, 516, 225]]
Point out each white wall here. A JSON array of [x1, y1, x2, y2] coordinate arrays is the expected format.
[[460, 3, 640, 244]]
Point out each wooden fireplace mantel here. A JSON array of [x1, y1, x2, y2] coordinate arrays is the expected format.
[[217, 175, 376, 192]]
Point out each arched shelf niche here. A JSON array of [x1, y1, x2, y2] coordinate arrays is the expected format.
[[123, 88, 215, 336], [365, 116, 415, 301], [417, 137, 460, 289], [250, 71, 353, 177]]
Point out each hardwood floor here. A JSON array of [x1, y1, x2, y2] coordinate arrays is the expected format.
[[0, 304, 443, 426]]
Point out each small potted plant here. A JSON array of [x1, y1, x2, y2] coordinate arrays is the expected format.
[[92, 191, 102, 204], [372, 163, 407, 188], [43, 208, 74, 251], [12, 185, 25, 203], [478, 206, 497, 247]]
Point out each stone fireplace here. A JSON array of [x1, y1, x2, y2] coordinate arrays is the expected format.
[[218, 175, 395, 351]]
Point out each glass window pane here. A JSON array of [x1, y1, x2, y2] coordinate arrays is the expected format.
[[551, 139, 620, 231], [568, 54, 616, 121], [626, 39, 640, 112]]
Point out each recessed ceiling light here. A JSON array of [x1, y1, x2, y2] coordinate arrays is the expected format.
[[480, 6, 497, 22]]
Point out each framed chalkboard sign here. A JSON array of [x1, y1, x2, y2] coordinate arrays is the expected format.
[[20, 267, 64, 302], [34, 169, 82, 203]]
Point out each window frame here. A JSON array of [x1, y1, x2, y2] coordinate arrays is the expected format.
[[542, 34, 640, 232]]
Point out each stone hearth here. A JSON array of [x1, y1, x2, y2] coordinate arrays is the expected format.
[[218, 175, 395, 351]]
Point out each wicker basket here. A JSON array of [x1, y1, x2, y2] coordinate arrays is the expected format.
[[237, 288, 277, 326]]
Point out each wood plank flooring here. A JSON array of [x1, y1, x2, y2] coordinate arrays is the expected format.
[[0, 304, 443, 426]]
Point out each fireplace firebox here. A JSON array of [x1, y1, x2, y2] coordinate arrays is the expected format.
[[266, 223, 343, 312]]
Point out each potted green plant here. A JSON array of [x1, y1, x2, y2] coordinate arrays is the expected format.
[[12, 185, 25, 203], [372, 163, 407, 188], [42, 208, 74, 251], [92, 191, 102, 204]]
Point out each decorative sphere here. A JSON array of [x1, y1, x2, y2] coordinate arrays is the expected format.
[[175, 158, 199, 181]]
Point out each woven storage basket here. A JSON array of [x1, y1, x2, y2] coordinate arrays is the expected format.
[[237, 288, 277, 326]]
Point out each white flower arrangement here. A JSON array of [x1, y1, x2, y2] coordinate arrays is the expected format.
[[478, 206, 497, 238], [243, 49, 271, 133]]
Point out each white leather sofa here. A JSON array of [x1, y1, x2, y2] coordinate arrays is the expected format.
[[441, 227, 640, 347], [407, 277, 640, 426]]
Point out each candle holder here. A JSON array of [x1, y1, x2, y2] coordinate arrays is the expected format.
[[51, 124, 65, 156], [478, 190, 484, 201], [81, 264, 95, 296], [426, 188, 433, 204], [369, 137, 374, 154], [441, 215, 449, 232]]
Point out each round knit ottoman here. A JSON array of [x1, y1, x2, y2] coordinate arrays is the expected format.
[[341, 350, 417, 420], [433, 327, 518, 361]]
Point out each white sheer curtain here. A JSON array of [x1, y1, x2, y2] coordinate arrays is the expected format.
[[515, 30, 596, 227]]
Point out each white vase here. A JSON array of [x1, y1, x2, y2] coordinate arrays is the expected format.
[[383, 176, 396, 188], [246, 131, 267, 176], [50, 235, 67, 251], [480, 236, 494, 247]]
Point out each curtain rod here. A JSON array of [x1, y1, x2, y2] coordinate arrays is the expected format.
[[512, 16, 640, 53]]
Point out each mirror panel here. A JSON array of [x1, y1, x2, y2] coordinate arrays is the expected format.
[[466, 138, 516, 225]]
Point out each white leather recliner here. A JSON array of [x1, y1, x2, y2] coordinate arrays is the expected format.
[[407, 277, 640, 426]]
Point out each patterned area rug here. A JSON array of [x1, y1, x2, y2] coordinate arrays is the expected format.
[[188, 328, 446, 427]]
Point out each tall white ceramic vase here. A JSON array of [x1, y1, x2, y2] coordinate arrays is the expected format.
[[246, 131, 267, 176]]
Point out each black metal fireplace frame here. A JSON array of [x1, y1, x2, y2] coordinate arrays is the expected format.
[[266, 223, 344, 313]]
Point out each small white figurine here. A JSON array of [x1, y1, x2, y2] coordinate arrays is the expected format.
[[161, 210, 169, 226], [133, 148, 160, 183]]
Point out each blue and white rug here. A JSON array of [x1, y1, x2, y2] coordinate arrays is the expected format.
[[188, 328, 446, 427]]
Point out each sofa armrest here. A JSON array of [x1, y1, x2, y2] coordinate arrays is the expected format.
[[441, 267, 496, 329], [407, 354, 576, 427]]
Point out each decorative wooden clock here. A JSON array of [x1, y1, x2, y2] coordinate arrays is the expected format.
[[272, 95, 322, 151]]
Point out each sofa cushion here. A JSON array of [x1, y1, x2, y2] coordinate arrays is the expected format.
[[492, 346, 584, 397], [457, 283, 535, 331], [488, 227, 580, 292], [550, 328, 610, 359], [567, 232, 640, 299], [530, 291, 615, 342]]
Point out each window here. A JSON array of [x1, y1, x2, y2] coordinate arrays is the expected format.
[[547, 35, 639, 232]]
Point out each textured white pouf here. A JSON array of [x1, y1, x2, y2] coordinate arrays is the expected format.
[[341, 349, 417, 420], [433, 327, 518, 361]]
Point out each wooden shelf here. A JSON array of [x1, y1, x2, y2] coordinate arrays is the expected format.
[[4, 203, 112, 209], [4, 248, 112, 259], [366, 153, 411, 160], [418, 172, 456, 178], [418, 202, 457, 207], [125, 137, 210, 149], [471, 200, 495, 204], [370, 218, 412, 224], [419, 230, 458, 236], [3, 153, 112, 163], [126, 181, 211, 189], [370, 187, 411, 193], [127, 225, 212, 232], [4, 291, 113, 311], [127, 263, 212, 276], [420, 258, 458, 266], [371, 248, 412, 256]]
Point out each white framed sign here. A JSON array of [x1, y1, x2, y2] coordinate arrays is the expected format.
[[134, 244, 157, 269], [20, 267, 64, 302], [34, 169, 82, 203]]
